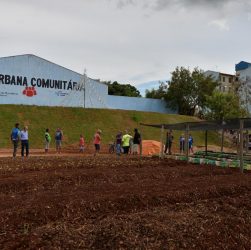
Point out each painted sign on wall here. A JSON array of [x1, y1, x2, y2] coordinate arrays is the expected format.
[[0, 54, 108, 108]]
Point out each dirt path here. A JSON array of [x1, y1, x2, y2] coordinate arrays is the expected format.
[[0, 156, 251, 249]]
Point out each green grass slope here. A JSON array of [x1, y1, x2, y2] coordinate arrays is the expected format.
[[0, 105, 219, 149]]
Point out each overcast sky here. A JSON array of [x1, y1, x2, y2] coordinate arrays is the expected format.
[[0, 0, 251, 85]]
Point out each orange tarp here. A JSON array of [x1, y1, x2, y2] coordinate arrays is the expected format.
[[142, 140, 162, 156]]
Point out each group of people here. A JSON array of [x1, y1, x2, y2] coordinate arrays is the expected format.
[[164, 130, 194, 155], [10, 123, 64, 158], [114, 128, 141, 156], [10, 123, 194, 158], [9, 123, 141, 158], [11, 123, 29, 158]]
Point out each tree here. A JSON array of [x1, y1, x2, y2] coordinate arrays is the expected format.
[[107, 81, 141, 97], [165, 67, 218, 115], [205, 91, 248, 121], [145, 81, 167, 99]]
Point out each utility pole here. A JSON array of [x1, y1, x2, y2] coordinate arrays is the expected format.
[[83, 69, 87, 109]]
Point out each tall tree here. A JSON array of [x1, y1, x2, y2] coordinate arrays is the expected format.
[[205, 91, 247, 121], [145, 81, 167, 99], [108, 81, 141, 97], [165, 67, 218, 115]]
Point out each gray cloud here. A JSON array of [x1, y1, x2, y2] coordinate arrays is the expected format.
[[0, 0, 251, 85], [113, 0, 251, 13], [154, 0, 232, 10]]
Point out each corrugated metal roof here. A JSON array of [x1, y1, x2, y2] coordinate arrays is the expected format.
[[140, 118, 251, 131]]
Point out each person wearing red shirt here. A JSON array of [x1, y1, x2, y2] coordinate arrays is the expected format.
[[79, 134, 85, 153], [93, 129, 102, 156]]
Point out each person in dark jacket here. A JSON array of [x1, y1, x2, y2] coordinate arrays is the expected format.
[[132, 128, 141, 155], [164, 130, 174, 155]]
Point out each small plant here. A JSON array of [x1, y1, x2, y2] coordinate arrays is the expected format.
[[132, 114, 140, 123]]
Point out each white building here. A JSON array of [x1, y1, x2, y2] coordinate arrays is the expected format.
[[235, 61, 251, 113]]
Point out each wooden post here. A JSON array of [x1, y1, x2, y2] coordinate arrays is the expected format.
[[236, 130, 239, 157], [160, 125, 164, 159], [139, 124, 143, 159], [205, 130, 208, 156], [185, 124, 189, 162], [239, 119, 244, 173], [221, 129, 224, 154], [245, 130, 249, 154]]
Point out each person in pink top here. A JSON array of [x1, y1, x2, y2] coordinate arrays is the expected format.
[[79, 134, 85, 153], [94, 129, 102, 156]]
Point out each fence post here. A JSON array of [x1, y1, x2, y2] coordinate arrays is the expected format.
[[185, 124, 189, 163], [140, 124, 143, 159], [239, 119, 244, 173], [160, 125, 164, 159], [221, 129, 224, 154], [205, 130, 208, 156]]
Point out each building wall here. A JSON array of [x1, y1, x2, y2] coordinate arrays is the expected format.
[[219, 74, 235, 92], [0, 54, 175, 114], [0, 54, 108, 108], [107, 95, 175, 114], [236, 66, 251, 113], [204, 70, 235, 93]]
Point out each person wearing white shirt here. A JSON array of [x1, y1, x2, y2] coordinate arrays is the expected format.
[[20, 126, 29, 158]]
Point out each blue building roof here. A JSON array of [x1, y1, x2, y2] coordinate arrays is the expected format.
[[235, 61, 251, 71]]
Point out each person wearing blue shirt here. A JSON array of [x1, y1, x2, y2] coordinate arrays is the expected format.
[[10, 123, 20, 158], [55, 128, 63, 154], [188, 134, 194, 154]]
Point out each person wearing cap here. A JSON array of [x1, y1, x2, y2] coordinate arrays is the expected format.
[[94, 129, 102, 156], [20, 126, 29, 158], [10, 123, 20, 158]]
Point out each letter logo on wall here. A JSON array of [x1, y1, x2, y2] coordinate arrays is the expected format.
[[23, 86, 37, 97]]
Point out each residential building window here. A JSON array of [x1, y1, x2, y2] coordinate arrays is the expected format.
[[229, 78, 232, 83], [222, 76, 225, 82]]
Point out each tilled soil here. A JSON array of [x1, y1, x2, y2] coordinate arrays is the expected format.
[[0, 156, 251, 249]]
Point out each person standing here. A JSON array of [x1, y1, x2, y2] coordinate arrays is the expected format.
[[94, 129, 101, 156], [55, 128, 63, 154], [115, 131, 122, 156], [45, 128, 51, 153], [20, 126, 29, 158], [10, 123, 20, 158], [79, 134, 85, 153], [188, 134, 194, 154], [132, 128, 141, 155], [179, 134, 185, 154], [164, 130, 174, 155], [122, 130, 133, 154]]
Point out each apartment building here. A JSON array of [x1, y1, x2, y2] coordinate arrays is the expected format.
[[204, 70, 236, 93]]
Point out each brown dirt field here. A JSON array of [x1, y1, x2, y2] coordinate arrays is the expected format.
[[0, 156, 251, 249]]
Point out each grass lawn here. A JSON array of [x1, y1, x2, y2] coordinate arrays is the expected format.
[[0, 105, 220, 148]]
